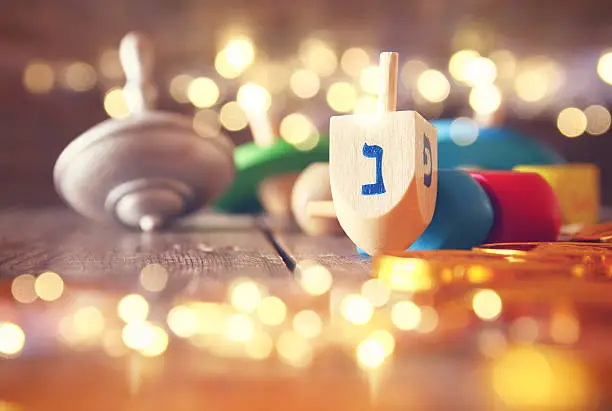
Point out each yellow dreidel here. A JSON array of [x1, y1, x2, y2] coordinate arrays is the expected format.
[[329, 52, 438, 255], [513, 164, 600, 228]]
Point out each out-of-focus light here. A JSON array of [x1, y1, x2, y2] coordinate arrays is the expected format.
[[34, 272, 64, 302], [219, 101, 248, 131], [401, 59, 428, 89], [245, 332, 274, 360], [463, 57, 497, 86], [167, 305, 199, 338], [359, 65, 379, 95], [469, 84, 501, 114], [341, 295, 374, 325], [245, 61, 290, 95], [0, 323, 25, 356], [478, 329, 507, 358], [237, 83, 271, 112], [293, 132, 320, 152], [550, 312, 580, 345], [472, 289, 502, 321], [391, 301, 421, 330], [515, 69, 549, 102], [169, 74, 194, 103], [224, 37, 255, 71], [139, 263, 168, 292], [360, 279, 390, 307], [189, 302, 228, 335], [215, 52, 242, 79], [225, 313, 255, 342], [11, 274, 37, 304], [276, 331, 313, 368], [229, 279, 262, 313], [104, 88, 130, 119], [122, 321, 153, 350], [290, 69, 320, 99], [489, 50, 517, 79], [375, 256, 433, 292], [449, 49, 480, 82], [23, 61, 55, 94], [279, 113, 316, 145], [292, 310, 322, 339], [72, 306, 105, 339], [299, 39, 337, 77], [257, 296, 287, 326], [353, 95, 378, 115], [367, 330, 395, 356], [187, 77, 220, 108], [99, 49, 122, 79], [417, 306, 439, 334], [356, 338, 386, 369], [597, 51, 612, 85], [139, 324, 169, 357], [450, 117, 479, 146], [557, 107, 587, 138], [417, 69, 450, 103], [62, 61, 97, 92], [193, 109, 221, 138], [341, 48, 370, 77], [326, 82, 357, 113], [584, 104, 611, 135], [102, 330, 129, 357], [117, 294, 149, 323], [509, 317, 540, 343], [295, 260, 333, 296]]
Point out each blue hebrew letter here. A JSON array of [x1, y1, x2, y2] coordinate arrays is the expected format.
[[361, 143, 386, 196], [423, 134, 432, 187]]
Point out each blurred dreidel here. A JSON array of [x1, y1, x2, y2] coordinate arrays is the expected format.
[[330, 52, 437, 255], [513, 164, 599, 228]]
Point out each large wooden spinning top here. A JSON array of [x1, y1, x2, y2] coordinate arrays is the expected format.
[[54, 32, 235, 231]]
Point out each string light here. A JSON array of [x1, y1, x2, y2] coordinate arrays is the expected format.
[[557, 107, 587, 138], [104, 88, 129, 119], [326, 82, 357, 113], [469, 84, 501, 114], [584, 105, 611, 135], [597, 50, 612, 85], [0, 323, 25, 356], [34, 271, 64, 302], [23, 61, 55, 94], [341, 48, 370, 77], [391, 301, 421, 330], [417, 69, 450, 103], [219, 101, 248, 131], [472, 289, 503, 321], [290, 69, 320, 99], [187, 77, 220, 108]]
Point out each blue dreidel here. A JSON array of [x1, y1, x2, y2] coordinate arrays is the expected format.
[[357, 169, 494, 255], [432, 119, 565, 170]]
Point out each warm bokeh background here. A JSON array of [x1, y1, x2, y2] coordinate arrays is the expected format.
[[1, 0, 611, 206]]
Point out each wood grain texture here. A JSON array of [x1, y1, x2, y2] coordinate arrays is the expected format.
[[0, 208, 289, 289]]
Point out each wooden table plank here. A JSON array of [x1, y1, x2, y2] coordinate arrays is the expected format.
[[0, 208, 290, 289], [261, 218, 371, 281]]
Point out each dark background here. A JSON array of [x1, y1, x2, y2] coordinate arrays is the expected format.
[[1, 0, 611, 206]]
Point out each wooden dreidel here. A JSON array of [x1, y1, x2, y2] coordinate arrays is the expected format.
[[291, 163, 343, 236], [330, 52, 438, 255], [513, 164, 600, 228], [54, 32, 235, 231]]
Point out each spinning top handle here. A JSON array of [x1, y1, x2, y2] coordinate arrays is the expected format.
[[119, 32, 157, 113]]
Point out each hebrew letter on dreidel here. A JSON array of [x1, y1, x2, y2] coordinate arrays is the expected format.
[[330, 52, 438, 255]]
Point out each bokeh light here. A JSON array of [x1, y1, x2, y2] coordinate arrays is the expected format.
[[417, 306, 439, 334], [469, 84, 502, 114], [104, 88, 130, 119], [326, 82, 357, 112], [229, 279, 262, 313], [299, 39, 337, 77], [224, 37, 255, 71], [290, 69, 320, 99], [472, 289, 502, 321], [219, 101, 248, 131], [139, 324, 169, 357], [225, 313, 255, 342], [167, 305, 199, 338], [353, 95, 378, 115], [549, 312, 580, 345], [597, 50, 612, 85], [391, 301, 421, 330], [257, 296, 287, 326], [169, 74, 194, 103], [61, 61, 97, 92], [489, 50, 517, 79], [245, 332, 274, 360], [367, 330, 395, 356], [359, 65, 380, 95], [292, 310, 322, 339], [448, 49, 480, 82], [34, 271, 64, 302], [463, 57, 497, 86], [584, 104, 611, 135], [117, 294, 149, 323], [356, 338, 386, 369], [279, 113, 317, 145], [341, 295, 374, 325], [187, 77, 220, 108], [401, 59, 428, 89], [98, 49, 122, 79], [23, 61, 55, 93], [237, 83, 272, 112], [557, 107, 587, 138], [295, 260, 333, 295], [11, 274, 37, 304], [360, 279, 390, 307], [417, 69, 450, 103], [277, 331, 313, 368], [450, 117, 480, 146], [193, 109, 222, 138], [0, 323, 25, 356], [341, 47, 371, 77], [139, 263, 168, 292]]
